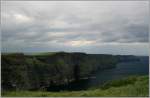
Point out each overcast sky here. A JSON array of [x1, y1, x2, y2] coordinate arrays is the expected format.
[[1, 1, 149, 55]]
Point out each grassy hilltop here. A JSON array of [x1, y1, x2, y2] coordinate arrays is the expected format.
[[1, 52, 148, 97], [2, 52, 118, 91]]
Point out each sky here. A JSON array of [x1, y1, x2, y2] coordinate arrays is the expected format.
[[1, 1, 149, 56]]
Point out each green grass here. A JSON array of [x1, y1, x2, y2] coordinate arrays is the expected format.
[[2, 75, 149, 97]]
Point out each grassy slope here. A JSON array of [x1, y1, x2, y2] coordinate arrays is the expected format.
[[2, 75, 149, 97], [25, 52, 57, 56]]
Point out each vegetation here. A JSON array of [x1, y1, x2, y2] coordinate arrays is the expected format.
[[2, 75, 149, 97], [2, 52, 118, 91], [24, 52, 57, 56], [2, 52, 147, 97]]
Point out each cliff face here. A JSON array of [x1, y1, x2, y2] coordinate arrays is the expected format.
[[2, 52, 118, 91]]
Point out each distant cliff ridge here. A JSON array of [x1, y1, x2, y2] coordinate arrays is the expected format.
[[1, 52, 142, 91]]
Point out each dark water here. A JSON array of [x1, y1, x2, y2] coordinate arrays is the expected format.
[[88, 58, 149, 87], [47, 57, 149, 91]]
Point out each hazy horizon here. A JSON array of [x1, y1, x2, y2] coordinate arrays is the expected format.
[[1, 1, 149, 56]]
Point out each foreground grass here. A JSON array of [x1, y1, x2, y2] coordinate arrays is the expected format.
[[2, 75, 149, 97]]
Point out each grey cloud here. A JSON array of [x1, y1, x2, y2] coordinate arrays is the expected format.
[[1, 1, 149, 55]]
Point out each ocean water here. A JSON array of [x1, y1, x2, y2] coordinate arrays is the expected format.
[[47, 57, 149, 91], [88, 57, 149, 87]]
